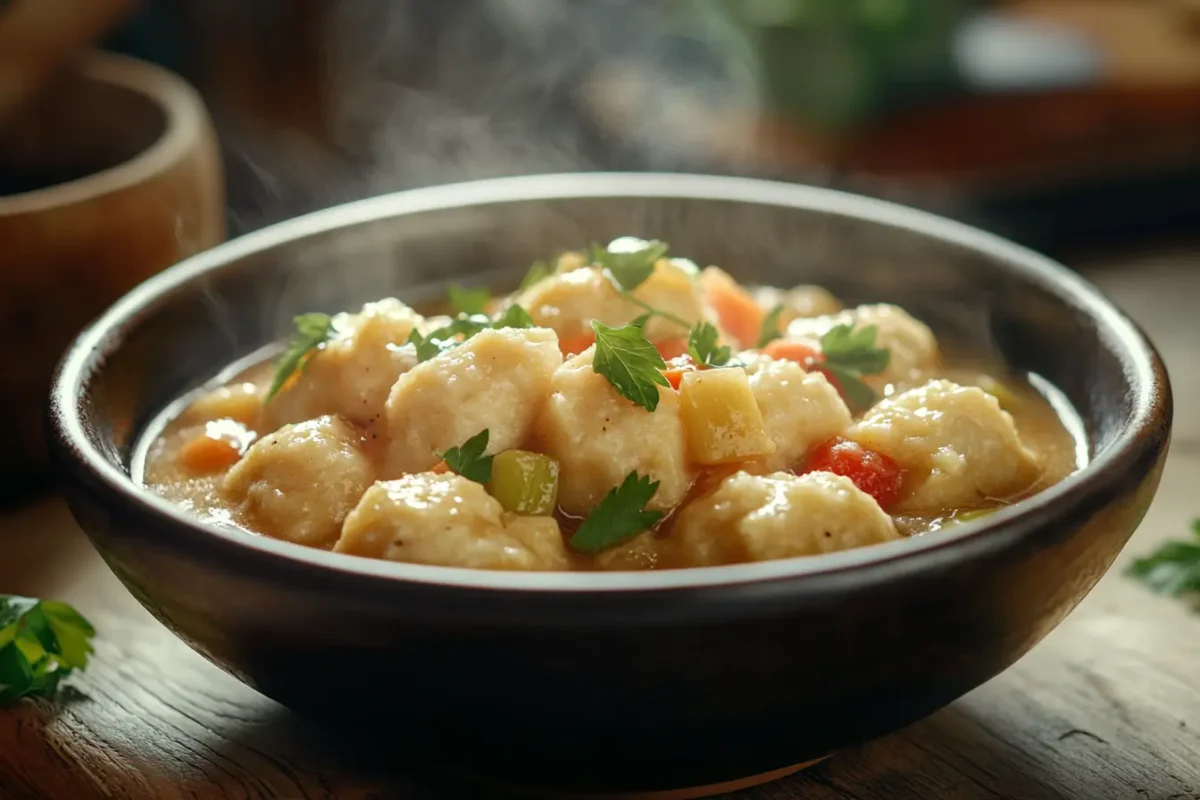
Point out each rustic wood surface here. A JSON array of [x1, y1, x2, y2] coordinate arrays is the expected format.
[[2, 250, 1199, 799]]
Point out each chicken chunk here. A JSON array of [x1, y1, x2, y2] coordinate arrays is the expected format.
[[536, 347, 693, 515], [745, 356, 852, 471], [517, 258, 707, 343], [384, 327, 562, 475], [223, 415, 373, 547], [672, 471, 899, 566], [847, 379, 1040, 511], [335, 473, 570, 570], [264, 298, 423, 428], [785, 303, 938, 387]]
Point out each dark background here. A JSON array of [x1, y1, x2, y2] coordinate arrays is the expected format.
[[101, 0, 1200, 258]]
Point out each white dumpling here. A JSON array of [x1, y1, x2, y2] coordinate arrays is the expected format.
[[848, 379, 1039, 511], [264, 298, 423, 428], [384, 327, 562, 475], [673, 471, 899, 566], [536, 347, 693, 515], [785, 303, 938, 387], [223, 415, 374, 547], [517, 258, 706, 343], [745, 356, 852, 471], [334, 473, 570, 570]]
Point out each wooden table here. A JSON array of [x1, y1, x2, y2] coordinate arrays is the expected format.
[[3, 250, 1199, 799]]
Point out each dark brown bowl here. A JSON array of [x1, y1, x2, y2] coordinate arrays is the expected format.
[[47, 174, 1171, 797]]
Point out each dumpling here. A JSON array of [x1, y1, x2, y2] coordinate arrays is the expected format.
[[384, 327, 562, 475], [847, 379, 1040, 511], [785, 303, 938, 387], [745, 356, 852, 471], [223, 415, 374, 547], [264, 298, 423, 428], [672, 471, 899, 566], [335, 472, 570, 570], [536, 347, 692, 515]]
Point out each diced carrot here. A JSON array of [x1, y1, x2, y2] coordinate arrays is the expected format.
[[661, 354, 699, 390], [762, 339, 820, 364], [655, 337, 690, 361], [800, 438, 904, 509], [699, 268, 764, 349], [179, 434, 242, 475], [559, 332, 595, 356], [430, 460, 451, 474]]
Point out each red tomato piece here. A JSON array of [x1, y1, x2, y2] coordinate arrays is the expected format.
[[801, 437, 904, 509]]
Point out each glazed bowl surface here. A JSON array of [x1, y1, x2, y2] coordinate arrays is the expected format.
[[48, 173, 1171, 796]]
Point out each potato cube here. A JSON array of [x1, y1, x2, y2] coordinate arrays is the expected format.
[[679, 369, 775, 465]]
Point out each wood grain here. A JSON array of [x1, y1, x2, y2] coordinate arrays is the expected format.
[[2, 251, 1200, 799]]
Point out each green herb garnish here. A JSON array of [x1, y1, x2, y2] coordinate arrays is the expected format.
[[0, 596, 95, 706], [570, 471, 664, 554], [1127, 520, 1200, 597], [590, 238, 669, 292], [448, 285, 490, 316], [756, 304, 785, 349], [688, 321, 733, 368], [408, 306, 536, 363], [493, 304, 536, 329], [440, 429, 494, 484], [265, 313, 334, 401], [591, 320, 669, 412], [816, 324, 890, 412]]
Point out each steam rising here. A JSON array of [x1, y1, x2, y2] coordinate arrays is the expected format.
[[222, 0, 762, 232]]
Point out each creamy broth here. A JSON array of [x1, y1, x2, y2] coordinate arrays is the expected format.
[[139, 242, 1082, 572]]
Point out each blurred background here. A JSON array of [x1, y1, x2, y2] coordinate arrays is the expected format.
[[98, 0, 1200, 253], [1, 0, 1199, 498]]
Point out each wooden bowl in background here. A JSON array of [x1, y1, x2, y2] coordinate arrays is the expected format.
[[0, 51, 223, 504]]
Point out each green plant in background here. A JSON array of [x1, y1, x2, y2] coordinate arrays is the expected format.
[[696, 0, 979, 134], [0, 595, 95, 706]]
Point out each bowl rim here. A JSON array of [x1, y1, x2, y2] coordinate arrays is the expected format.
[[48, 172, 1172, 593], [0, 51, 205, 215]]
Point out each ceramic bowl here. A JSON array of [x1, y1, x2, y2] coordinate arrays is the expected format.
[[47, 174, 1171, 797]]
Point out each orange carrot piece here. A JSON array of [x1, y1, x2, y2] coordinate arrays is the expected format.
[[762, 339, 820, 364], [655, 337, 690, 361], [699, 269, 764, 349], [179, 434, 242, 474], [430, 460, 451, 474], [559, 332, 595, 356], [660, 354, 698, 390]]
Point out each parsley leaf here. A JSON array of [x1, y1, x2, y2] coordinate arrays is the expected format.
[[591, 321, 669, 411], [821, 324, 890, 374], [688, 322, 733, 368], [494, 304, 535, 329], [590, 238, 669, 292], [817, 324, 891, 412], [570, 472, 664, 554], [757, 304, 785, 349], [448, 285, 490, 315], [520, 260, 552, 292], [407, 314, 495, 363], [1127, 519, 1200, 596], [0, 595, 95, 707], [265, 313, 333, 401], [406, 328, 454, 362], [440, 430, 494, 484]]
